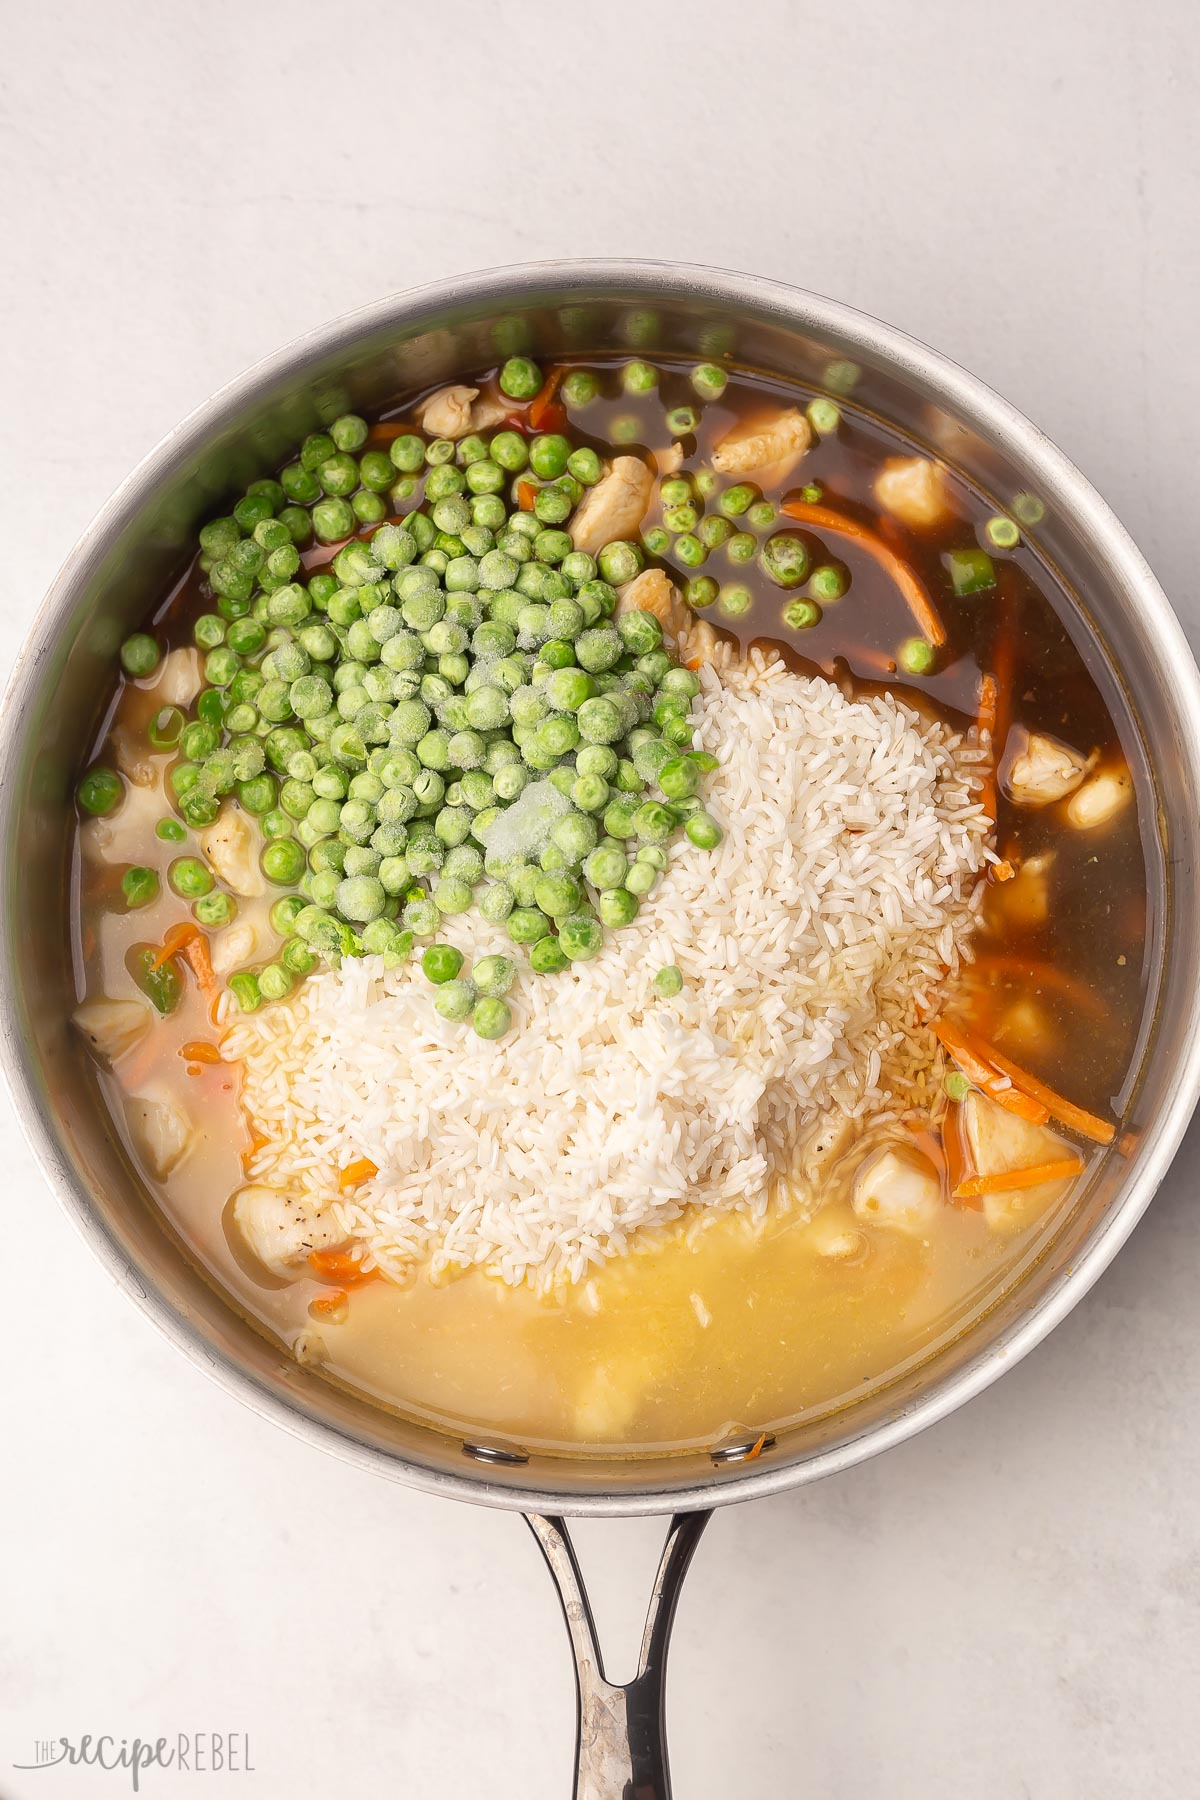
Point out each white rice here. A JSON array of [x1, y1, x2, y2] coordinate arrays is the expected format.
[[223, 649, 993, 1288]]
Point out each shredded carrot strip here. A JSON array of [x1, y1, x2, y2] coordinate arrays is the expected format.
[[180, 1040, 222, 1065], [741, 1433, 768, 1462], [977, 672, 998, 738], [990, 859, 1016, 882], [516, 478, 537, 512], [966, 1034, 1117, 1145], [528, 367, 564, 431], [954, 1157, 1085, 1199], [338, 1157, 378, 1190], [309, 1288, 350, 1319], [308, 1249, 378, 1287], [180, 933, 218, 1000], [149, 921, 196, 972], [780, 498, 946, 646], [930, 1019, 1050, 1124]]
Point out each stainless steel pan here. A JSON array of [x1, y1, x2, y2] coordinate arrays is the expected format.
[[4, 263, 1199, 1797]]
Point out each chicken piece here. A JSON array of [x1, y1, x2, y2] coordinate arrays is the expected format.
[[568, 456, 654, 556], [81, 779, 164, 866], [573, 1353, 653, 1442], [711, 407, 811, 484], [293, 1329, 329, 1367], [963, 1091, 1077, 1233], [200, 805, 266, 898], [211, 917, 266, 975], [852, 1144, 940, 1233], [232, 1184, 344, 1279], [415, 384, 508, 440], [998, 850, 1053, 930], [155, 647, 203, 708], [1006, 732, 1091, 807], [873, 456, 951, 531], [112, 729, 157, 788], [1066, 767, 1132, 830], [126, 1090, 193, 1179], [73, 997, 152, 1064], [653, 442, 684, 476], [804, 1205, 868, 1261]]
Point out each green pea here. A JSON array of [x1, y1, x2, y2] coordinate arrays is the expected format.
[[167, 857, 213, 899], [685, 810, 723, 849], [229, 971, 263, 1013], [691, 363, 727, 400], [898, 636, 937, 675], [499, 356, 542, 399], [199, 516, 242, 557], [808, 564, 847, 602], [76, 765, 123, 816], [558, 911, 603, 962], [598, 887, 639, 928], [389, 433, 426, 473], [624, 860, 658, 898], [697, 515, 734, 549], [562, 370, 599, 408], [806, 397, 841, 436], [529, 934, 569, 973], [147, 706, 185, 749], [121, 866, 159, 909], [472, 996, 512, 1038], [430, 978, 473, 1021], [262, 838, 306, 885], [529, 434, 571, 480], [673, 533, 706, 568], [192, 891, 234, 929], [725, 531, 757, 566], [473, 954, 517, 998], [584, 844, 628, 889], [312, 497, 355, 543], [422, 943, 464, 984], [666, 406, 698, 436], [622, 360, 658, 394], [507, 905, 549, 946], [120, 633, 160, 678], [657, 756, 700, 800], [761, 530, 810, 589], [490, 430, 529, 472], [596, 540, 642, 585], [718, 583, 753, 620], [566, 446, 602, 486], [783, 598, 822, 631], [156, 817, 187, 843], [747, 500, 776, 531], [654, 963, 684, 996]]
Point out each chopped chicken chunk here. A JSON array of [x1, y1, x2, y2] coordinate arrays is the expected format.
[[112, 729, 156, 788], [711, 407, 811, 483], [963, 1091, 1077, 1234], [1066, 767, 1132, 830], [852, 1144, 940, 1233], [569, 456, 654, 556], [416, 385, 508, 440], [211, 917, 267, 976], [873, 456, 951, 530], [232, 1184, 344, 1279], [653, 442, 684, 475], [804, 1206, 868, 1260], [73, 997, 153, 1064], [126, 1091, 193, 1179], [1006, 732, 1091, 807], [998, 850, 1053, 930], [81, 779, 163, 866], [200, 805, 266, 898], [156, 647, 203, 707]]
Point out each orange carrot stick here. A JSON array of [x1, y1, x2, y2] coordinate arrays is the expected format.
[[954, 1157, 1085, 1199], [308, 1249, 378, 1287], [149, 920, 197, 972], [309, 1288, 350, 1322], [516, 478, 537, 512], [528, 367, 564, 431], [977, 671, 998, 738], [338, 1157, 378, 1190], [781, 498, 946, 646], [967, 1034, 1117, 1146], [179, 1040, 222, 1065]]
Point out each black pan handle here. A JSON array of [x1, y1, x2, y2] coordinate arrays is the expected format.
[[526, 1510, 711, 1799]]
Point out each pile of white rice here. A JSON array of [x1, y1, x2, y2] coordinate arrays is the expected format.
[[223, 649, 993, 1288]]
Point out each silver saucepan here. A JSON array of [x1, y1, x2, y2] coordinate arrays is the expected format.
[[4, 263, 1199, 1797]]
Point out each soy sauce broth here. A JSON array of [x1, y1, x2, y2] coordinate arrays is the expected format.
[[66, 354, 1162, 1456]]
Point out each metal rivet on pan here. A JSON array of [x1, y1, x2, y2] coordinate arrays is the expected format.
[[462, 1441, 530, 1466], [710, 1431, 777, 1465]]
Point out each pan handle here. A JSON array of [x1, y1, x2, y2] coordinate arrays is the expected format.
[[526, 1510, 711, 1800]]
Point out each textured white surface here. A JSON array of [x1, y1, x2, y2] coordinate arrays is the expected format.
[[2, 1, 1199, 1795]]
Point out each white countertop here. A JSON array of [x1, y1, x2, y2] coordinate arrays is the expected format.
[[3, 2, 1199, 1794]]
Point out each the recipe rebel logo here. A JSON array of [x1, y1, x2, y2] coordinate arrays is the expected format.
[[12, 1733, 255, 1790]]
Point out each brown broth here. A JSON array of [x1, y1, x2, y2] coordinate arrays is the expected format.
[[67, 356, 1161, 1455]]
